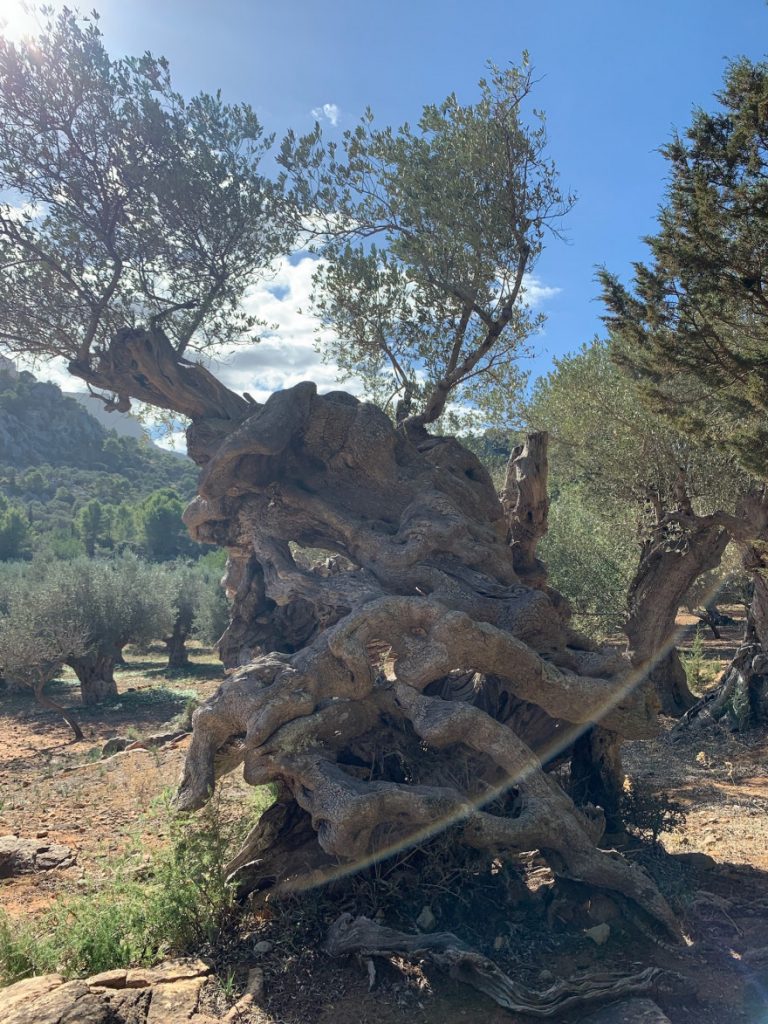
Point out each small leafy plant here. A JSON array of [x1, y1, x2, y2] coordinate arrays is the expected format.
[[0, 792, 257, 986], [681, 627, 720, 695]]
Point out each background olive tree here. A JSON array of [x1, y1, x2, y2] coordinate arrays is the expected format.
[[601, 58, 768, 728], [528, 340, 747, 713], [0, 569, 88, 738]]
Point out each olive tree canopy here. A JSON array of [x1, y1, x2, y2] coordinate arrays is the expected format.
[[281, 59, 573, 427], [0, 7, 294, 400]]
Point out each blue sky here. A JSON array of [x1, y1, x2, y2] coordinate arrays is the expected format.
[[3, 0, 768, 416]]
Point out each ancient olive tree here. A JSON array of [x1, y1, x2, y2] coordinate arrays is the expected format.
[[0, 15, 682, 982], [0, 567, 88, 739], [49, 555, 175, 703], [601, 59, 768, 729], [528, 341, 750, 715]]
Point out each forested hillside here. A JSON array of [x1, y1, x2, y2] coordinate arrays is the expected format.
[[0, 365, 199, 559]]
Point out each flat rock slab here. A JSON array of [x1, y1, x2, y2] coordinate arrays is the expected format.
[[0, 975, 66, 1019], [146, 976, 208, 1023], [582, 998, 672, 1023], [0, 835, 76, 877], [1, 980, 113, 1024], [0, 960, 216, 1024]]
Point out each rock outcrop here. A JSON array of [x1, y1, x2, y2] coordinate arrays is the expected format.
[[0, 836, 76, 877], [0, 960, 216, 1024]]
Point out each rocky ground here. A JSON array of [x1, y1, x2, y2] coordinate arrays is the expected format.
[[0, 628, 767, 1024]]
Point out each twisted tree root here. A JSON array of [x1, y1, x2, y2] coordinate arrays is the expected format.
[[168, 382, 677, 943], [325, 913, 677, 1016]]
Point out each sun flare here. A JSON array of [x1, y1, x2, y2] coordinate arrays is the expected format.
[[0, 1, 43, 43]]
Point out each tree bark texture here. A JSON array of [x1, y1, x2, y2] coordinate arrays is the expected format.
[[325, 913, 669, 1016], [683, 540, 768, 731], [624, 502, 730, 716], [73, 329, 681, 939], [503, 431, 549, 589], [68, 653, 118, 706]]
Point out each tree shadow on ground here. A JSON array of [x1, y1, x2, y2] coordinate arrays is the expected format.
[[222, 842, 768, 1024], [0, 683, 192, 737], [0, 654, 223, 748], [140, 662, 224, 681]]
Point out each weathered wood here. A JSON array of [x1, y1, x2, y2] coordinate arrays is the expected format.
[[325, 913, 671, 1016], [680, 528, 768, 731], [627, 484, 768, 717], [65, 333, 683, 937], [69, 326, 250, 426], [625, 487, 729, 716], [503, 431, 549, 588], [570, 725, 625, 834], [168, 381, 680, 936]]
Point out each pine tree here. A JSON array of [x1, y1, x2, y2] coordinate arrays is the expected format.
[[601, 59, 768, 729], [600, 58, 768, 480]]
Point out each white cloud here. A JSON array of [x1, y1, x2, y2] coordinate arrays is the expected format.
[[521, 274, 561, 308], [311, 102, 340, 127], [13, 251, 351, 392], [153, 429, 188, 452], [13, 353, 74, 391], [207, 254, 359, 402], [11, 254, 560, 434]]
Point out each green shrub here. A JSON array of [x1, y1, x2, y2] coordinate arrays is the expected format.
[[0, 912, 55, 986], [171, 696, 201, 733], [0, 793, 254, 986], [148, 796, 239, 952], [681, 627, 720, 695]]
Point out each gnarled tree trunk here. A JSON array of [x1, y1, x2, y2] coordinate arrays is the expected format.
[[624, 488, 730, 716], [683, 541, 768, 731], [165, 608, 194, 670], [503, 430, 549, 589], [67, 653, 118, 705], [504, 433, 625, 827], [165, 626, 190, 670], [73, 329, 681, 942]]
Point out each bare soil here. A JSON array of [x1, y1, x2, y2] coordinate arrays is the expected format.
[[1, 627, 767, 1024]]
